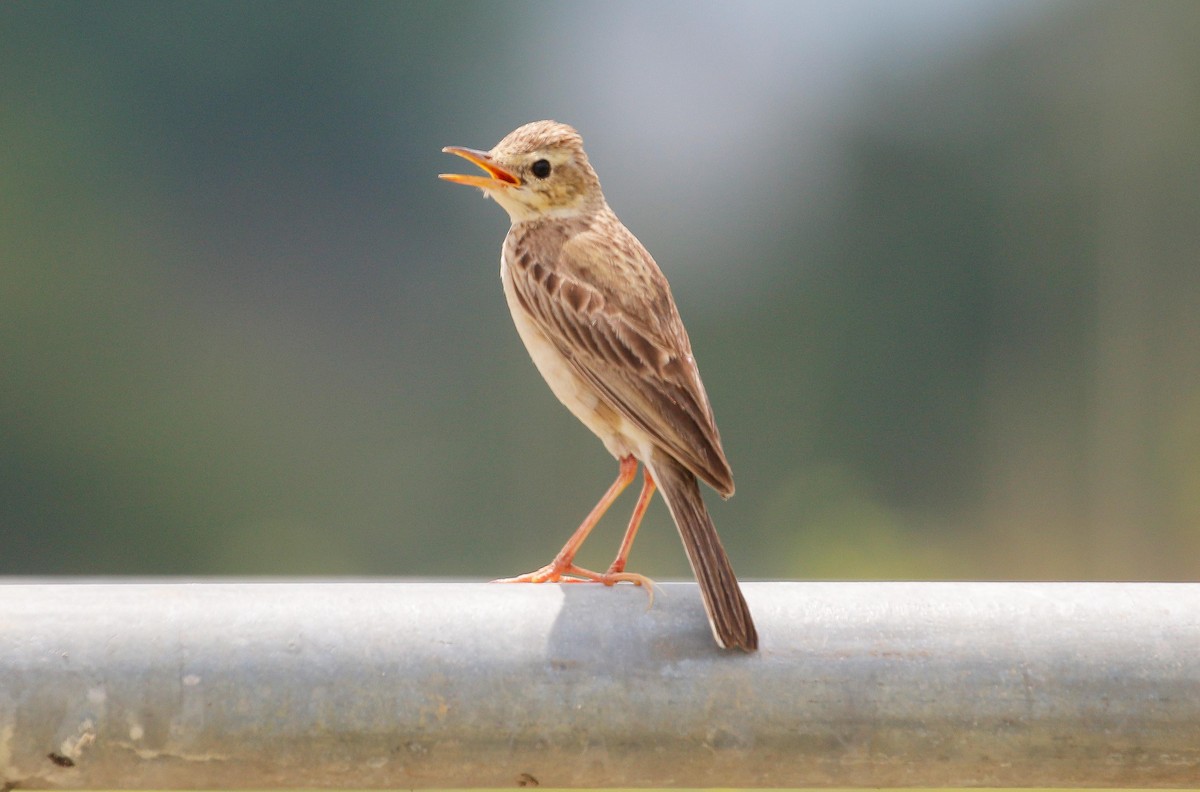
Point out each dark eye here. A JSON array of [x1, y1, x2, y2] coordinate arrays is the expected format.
[[530, 159, 551, 179]]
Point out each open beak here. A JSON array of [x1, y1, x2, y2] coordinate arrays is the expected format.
[[439, 146, 521, 190]]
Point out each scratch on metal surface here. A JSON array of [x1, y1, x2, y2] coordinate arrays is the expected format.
[[112, 741, 233, 764]]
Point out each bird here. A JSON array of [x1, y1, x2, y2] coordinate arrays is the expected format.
[[440, 121, 757, 651]]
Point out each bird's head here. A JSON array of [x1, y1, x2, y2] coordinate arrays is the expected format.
[[440, 120, 605, 223]]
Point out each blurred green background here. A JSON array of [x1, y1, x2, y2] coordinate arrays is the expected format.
[[2, 1, 1197, 581]]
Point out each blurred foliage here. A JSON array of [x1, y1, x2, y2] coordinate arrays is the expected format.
[[2, 1, 1198, 580]]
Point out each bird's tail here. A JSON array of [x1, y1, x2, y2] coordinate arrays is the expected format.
[[647, 452, 758, 651]]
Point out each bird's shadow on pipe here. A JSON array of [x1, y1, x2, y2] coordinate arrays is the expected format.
[[546, 581, 758, 665]]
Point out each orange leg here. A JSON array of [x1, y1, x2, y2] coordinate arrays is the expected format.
[[494, 455, 652, 588], [607, 468, 656, 575]]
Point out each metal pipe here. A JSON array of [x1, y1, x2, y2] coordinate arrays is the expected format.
[[1, 581, 1197, 788]]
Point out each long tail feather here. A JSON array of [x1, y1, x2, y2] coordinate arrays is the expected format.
[[647, 453, 757, 651]]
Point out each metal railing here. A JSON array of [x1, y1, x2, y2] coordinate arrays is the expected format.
[[2, 580, 1198, 788]]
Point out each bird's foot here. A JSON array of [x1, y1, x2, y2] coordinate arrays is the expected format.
[[493, 563, 655, 605], [491, 561, 585, 584]]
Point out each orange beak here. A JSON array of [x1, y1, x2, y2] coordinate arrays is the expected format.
[[439, 146, 521, 190]]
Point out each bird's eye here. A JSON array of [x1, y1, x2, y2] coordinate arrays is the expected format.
[[530, 159, 551, 179]]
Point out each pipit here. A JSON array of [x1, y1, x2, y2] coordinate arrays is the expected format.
[[440, 121, 757, 651]]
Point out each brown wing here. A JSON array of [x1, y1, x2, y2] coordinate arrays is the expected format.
[[506, 214, 734, 496]]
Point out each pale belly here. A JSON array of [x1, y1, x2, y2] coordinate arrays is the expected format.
[[500, 254, 653, 462]]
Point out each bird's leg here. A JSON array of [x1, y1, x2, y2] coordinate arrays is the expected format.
[[494, 455, 639, 584], [575, 467, 659, 601], [606, 468, 656, 576]]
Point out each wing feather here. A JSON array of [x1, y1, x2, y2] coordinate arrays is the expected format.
[[506, 215, 734, 495]]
